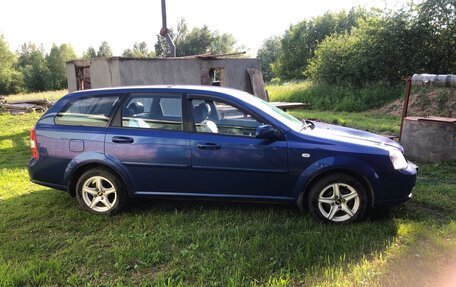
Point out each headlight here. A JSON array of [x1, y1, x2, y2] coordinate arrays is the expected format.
[[389, 149, 408, 170]]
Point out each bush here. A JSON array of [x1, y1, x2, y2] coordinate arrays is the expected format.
[[306, 15, 423, 86], [306, 1, 456, 86], [272, 9, 368, 81]]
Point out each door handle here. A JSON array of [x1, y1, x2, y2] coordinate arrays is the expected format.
[[112, 136, 134, 144], [197, 143, 221, 150]]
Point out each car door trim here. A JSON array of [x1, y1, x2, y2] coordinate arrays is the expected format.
[[192, 165, 288, 173], [123, 162, 190, 168]]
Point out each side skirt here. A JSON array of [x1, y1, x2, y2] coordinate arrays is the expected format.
[[134, 191, 295, 204]]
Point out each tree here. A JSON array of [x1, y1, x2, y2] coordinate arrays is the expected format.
[[46, 43, 77, 90], [17, 42, 49, 91], [122, 42, 155, 58], [97, 41, 113, 57], [209, 31, 237, 54], [154, 34, 172, 57], [82, 46, 97, 60], [416, 0, 456, 73], [0, 35, 22, 94], [275, 8, 368, 80], [306, 2, 455, 86], [257, 36, 282, 81], [155, 19, 238, 57], [178, 25, 213, 56]]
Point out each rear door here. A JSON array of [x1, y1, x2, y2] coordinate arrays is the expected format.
[[105, 92, 191, 194]]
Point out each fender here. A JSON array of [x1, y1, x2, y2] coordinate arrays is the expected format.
[[292, 156, 380, 204], [63, 152, 136, 196]]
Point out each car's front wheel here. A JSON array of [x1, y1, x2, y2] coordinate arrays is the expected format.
[[307, 173, 368, 223], [76, 168, 127, 215]]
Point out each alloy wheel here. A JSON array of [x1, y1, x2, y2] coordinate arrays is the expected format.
[[81, 176, 117, 212], [317, 183, 360, 222]]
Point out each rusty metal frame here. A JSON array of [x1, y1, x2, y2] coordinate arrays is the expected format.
[[399, 77, 412, 141]]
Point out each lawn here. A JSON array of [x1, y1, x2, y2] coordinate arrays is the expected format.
[[0, 111, 455, 286], [2, 90, 67, 103]]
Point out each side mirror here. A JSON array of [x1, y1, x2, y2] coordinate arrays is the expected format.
[[255, 125, 276, 139]]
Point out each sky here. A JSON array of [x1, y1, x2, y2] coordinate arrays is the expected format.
[[0, 0, 408, 57]]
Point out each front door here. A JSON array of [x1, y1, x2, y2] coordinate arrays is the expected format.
[[105, 92, 191, 194], [188, 96, 288, 198]]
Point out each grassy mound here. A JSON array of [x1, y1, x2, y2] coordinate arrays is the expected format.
[[267, 81, 403, 112]]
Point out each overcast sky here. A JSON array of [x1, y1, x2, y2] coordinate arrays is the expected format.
[[0, 0, 408, 57]]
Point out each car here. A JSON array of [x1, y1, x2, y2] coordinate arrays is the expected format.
[[28, 85, 417, 223]]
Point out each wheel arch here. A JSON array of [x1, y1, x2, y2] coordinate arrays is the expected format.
[[64, 154, 134, 197], [295, 160, 377, 211]]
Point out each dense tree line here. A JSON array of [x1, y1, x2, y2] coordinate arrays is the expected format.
[[0, 19, 239, 95], [258, 0, 455, 85], [0, 38, 77, 94]]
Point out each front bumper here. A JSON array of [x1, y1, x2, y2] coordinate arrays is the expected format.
[[374, 161, 417, 207]]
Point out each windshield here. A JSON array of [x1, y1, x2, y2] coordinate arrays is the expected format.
[[241, 95, 304, 131]]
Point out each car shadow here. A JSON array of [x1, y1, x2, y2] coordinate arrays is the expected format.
[[125, 196, 394, 222]]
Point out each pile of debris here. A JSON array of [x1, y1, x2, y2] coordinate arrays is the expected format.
[[0, 96, 53, 115]]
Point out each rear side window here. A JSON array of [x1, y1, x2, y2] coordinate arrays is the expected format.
[[121, 93, 182, 131], [55, 95, 119, 127]]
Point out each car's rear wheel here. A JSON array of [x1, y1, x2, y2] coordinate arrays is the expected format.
[[307, 173, 368, 223], [76, 168, 127, 215]]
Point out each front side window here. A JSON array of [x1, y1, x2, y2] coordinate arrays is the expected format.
[[55, 95, 119, 127], [191, 98, 263, 137], [122, 93, 183, 131], [240, 94, 303, 132]]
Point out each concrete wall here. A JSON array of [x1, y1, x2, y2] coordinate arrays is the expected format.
[[90, 58, 121, 89], [401, 117, 456, 162], [118, 58, 201, 86], [66, 63, 77, 92], [67, 57, 261, 93]]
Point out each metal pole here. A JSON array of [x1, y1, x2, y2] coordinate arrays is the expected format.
[[399, 77, 412, 141], [160, 0, 176, 57], [161, 0, 167, 29]]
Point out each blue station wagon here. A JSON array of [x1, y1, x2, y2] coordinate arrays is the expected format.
[[28, 86, 417, 223]]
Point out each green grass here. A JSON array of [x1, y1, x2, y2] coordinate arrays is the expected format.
[[2, 90, 67, 102], [267, 81, 403, 112], [0, 112, 455, 286]]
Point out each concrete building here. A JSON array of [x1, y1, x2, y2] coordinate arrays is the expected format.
[[66, 56, 267, 99]]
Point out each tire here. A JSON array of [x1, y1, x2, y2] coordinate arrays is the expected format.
[[307, 173, 368, 223], [76, 168, 127, 215]]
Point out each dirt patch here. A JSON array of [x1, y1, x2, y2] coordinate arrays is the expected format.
[[379, 236, 456, 287], [375, 88, 456, 117], [435, 260, 456, 287]]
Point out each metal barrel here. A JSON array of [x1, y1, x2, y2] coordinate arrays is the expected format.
[[411, 74, 456, 88]]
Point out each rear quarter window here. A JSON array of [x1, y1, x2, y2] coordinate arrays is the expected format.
[[55, 95, 119, 127]]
